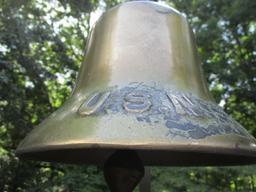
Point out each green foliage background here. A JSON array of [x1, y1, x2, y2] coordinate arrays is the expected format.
[[0, 0, 255, 191]]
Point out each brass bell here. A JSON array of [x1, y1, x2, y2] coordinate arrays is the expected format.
[[17, 0, 256, 171]]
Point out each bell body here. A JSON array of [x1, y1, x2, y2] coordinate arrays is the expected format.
[[16, 1, 256, 165]]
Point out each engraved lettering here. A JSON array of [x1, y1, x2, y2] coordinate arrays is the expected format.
[[181, 95, 202, 116], [75, 83, 247, 139], [166, 93, 201, 117], [123, 91, 152, 113], [78, 91, 110, 116]]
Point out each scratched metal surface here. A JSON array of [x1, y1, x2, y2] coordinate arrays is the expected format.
[[16, 1, 256, 164], [78, 83, 251, 140]]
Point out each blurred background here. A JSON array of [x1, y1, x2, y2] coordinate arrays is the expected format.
[[0, 0, 256, 191]]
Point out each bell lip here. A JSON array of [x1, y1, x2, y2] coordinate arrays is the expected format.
[[16, 143, 256, 166]]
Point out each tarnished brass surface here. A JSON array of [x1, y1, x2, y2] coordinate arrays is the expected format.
[[16, 1, 256, 165]]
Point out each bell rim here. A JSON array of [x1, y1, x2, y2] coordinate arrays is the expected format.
[[16, 142, 256, 166]]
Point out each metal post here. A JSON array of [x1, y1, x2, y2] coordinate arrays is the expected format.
[[139, 167, 150, 192]]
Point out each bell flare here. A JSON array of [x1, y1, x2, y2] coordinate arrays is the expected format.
[[16, 1, 256, 166]]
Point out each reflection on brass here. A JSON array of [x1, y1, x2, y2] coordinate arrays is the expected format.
[[16, 0, 256, 167]]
